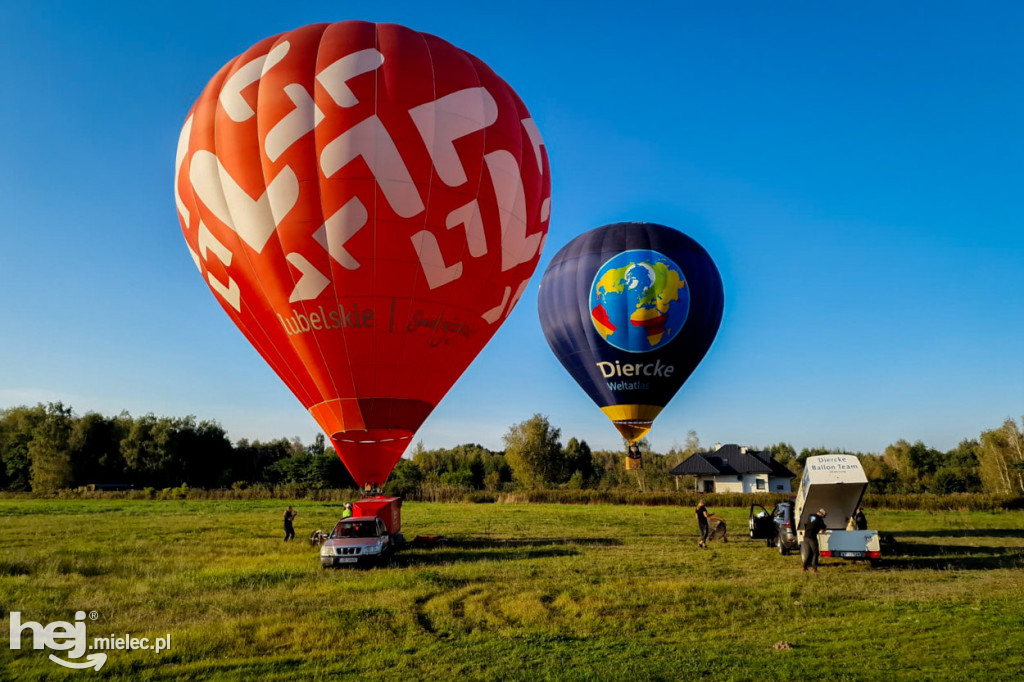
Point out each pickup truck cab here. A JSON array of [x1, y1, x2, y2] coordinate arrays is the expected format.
[[320, 516, 392, 567]]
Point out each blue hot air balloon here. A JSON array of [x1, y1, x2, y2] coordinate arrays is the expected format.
[[538, 222, 724, 466]]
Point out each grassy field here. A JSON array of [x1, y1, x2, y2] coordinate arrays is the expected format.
[[0, 500, 1022, 681]]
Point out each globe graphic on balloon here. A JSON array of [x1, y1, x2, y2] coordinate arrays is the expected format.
[[589, 250, 690, 353]]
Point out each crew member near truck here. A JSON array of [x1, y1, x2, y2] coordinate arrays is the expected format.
[[802, 508, 827, 572], [695, 499, 710, 549]]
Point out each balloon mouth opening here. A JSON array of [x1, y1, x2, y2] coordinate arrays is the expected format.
[[332, 434, 413, 445], [612, 420, 653, 444], [328, 429, 416, 492]]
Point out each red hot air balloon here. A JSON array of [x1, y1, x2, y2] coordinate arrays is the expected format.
[[173, 22, 551, 489]]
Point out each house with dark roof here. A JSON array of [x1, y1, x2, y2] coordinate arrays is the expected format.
[[669, 444, 797, 494]]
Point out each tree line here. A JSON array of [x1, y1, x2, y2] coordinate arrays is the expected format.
[[2, 403, 1023, 497], [0, 403, 354, 493], [763, 419, 1024, 496]]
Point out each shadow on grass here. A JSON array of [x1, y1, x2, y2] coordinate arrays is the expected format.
[[442, 537, 623, 550], [0, 561, 32, 576], [380, 536, 621, 567], [390, 545, 582, 567], [893, 529, 1024, 539], [883, 541, 1024, 570]]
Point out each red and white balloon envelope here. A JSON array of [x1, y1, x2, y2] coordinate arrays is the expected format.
[[174, 21, 551, 488]]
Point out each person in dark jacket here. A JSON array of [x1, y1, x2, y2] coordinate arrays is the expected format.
[[695, 499, 710, 548], [283, 506, 298, 541], [853, 506, 867, 531], [802, 509, 827, 572]]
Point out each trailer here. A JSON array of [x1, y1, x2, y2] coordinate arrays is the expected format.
[[352, 496, 403, 538], [793, 455, 881, 564]]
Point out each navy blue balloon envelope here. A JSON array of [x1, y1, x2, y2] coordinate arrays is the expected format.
[[538, 222, 724, 450]]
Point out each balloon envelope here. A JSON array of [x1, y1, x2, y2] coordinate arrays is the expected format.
[[537, 223, 723, 443], [174, 21, 551, 487]]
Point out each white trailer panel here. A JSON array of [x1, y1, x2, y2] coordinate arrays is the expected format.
[[794, 454, 868, 532], [820, 530, 881, 559]]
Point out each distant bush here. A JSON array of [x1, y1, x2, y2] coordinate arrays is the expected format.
[[4, 488, 1022, 512], [463, 491, 498, 503], [494, 489, 791, 508], [417, 484, 474, 503], [862, 492, 1024, 512]]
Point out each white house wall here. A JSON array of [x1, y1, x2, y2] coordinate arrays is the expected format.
[[698, 473, 790, 493], [744, 474, 770, 493], [710, 477, 744, 493]]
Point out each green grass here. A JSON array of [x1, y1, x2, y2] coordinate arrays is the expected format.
[[1, 500, 1022, 681]]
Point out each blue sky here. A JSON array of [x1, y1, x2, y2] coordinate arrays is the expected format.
[[0, 2, 1020, 457]]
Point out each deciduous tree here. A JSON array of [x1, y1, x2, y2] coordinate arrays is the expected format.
[[978, 418, 1024, 494], [503, 414, 565, 489], [564, 437, 595, 487], [0, 405, 47, 491], [29, 403, 74, 493]]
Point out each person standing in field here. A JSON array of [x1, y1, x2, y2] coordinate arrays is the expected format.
[[283, 506, 298, 541], [853, 506, 867, 530], [802, 508, 827, 572], [341, 503, 354, 519], [695, 499, 710, 548]]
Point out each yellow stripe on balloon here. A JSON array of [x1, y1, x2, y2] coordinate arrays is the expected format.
[[600, 404, 663, 443]]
